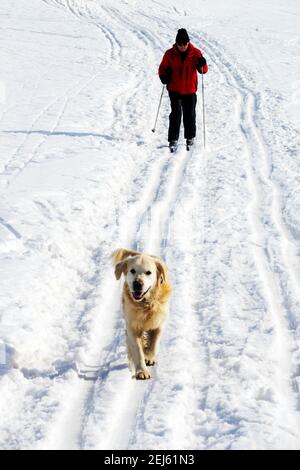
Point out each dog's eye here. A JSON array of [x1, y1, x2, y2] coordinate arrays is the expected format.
[[130, 269, 136, 275], [146, 271, 152, 275]]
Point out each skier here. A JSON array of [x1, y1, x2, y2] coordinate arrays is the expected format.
[[158, 28, 208, 152]]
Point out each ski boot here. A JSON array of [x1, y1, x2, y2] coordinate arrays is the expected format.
[[169, 140, 178, 153], [186, 138, 194, 151]]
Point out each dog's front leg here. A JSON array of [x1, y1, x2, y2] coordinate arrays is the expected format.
[[144, 328, 163, 366], [127, 330, 151, 380]]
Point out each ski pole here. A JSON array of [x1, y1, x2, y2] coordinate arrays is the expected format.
[[201, 67, 206, 149], [152, 85, 165, 133]]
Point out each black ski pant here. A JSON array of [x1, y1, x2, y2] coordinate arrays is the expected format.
[[168, 91, 197, 142]]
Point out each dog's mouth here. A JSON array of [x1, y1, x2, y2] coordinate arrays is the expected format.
[[132, 291, 144, 300], [131, 287, 150, 301]]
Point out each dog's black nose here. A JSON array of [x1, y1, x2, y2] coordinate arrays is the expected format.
[[133, 280, 143, 292]]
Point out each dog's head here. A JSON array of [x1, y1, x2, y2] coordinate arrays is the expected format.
[[114, 253, 168, 302]]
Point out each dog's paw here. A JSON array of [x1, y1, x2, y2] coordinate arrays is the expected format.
[[145, 359, 156, 366], [136, 369, 151, 380]]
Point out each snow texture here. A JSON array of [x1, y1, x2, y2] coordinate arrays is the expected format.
[[0, 0, 300, 450]]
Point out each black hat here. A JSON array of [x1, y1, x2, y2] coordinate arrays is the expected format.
[[176, 28, 190, 45]]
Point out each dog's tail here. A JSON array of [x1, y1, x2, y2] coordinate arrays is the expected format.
[[111, 248, 140, 265]]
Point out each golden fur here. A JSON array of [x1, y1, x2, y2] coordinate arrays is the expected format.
[[112, 248, 171, 379]]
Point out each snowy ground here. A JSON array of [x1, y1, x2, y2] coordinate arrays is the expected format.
[[0, 0, 300, 450]]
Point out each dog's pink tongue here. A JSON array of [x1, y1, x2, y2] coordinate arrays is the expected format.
[[133, 292, 143, 299]]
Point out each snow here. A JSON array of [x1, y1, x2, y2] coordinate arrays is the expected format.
[[0, 0, 300, 450]]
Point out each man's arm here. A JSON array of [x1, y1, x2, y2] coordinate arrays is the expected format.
[[196, 53, 208, 74], [158, 51, 172, 84]]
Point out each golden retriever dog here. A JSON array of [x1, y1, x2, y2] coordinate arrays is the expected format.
[[112, 248, 172, 379]]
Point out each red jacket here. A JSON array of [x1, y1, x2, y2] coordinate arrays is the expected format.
[[158, 42, 208, 95]]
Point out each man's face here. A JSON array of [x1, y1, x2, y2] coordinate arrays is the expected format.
[[177, 42, 189, 52]]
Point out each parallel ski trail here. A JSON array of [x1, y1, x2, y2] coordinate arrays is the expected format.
[[0, 0, 167, 450], [29, 0, 189, 450], [198, 34, 300, 444], [80, 145, 195, 449], [4, 0, 300, 451], [127, 146, 210, 450], [2, 70, 102, 188], [58, 7, 205, 450]]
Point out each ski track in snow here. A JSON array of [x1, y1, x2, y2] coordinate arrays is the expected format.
[[38, 4, 199, 451], [191, 32, 300, 449], [0, 0, 300, 450], [1, 70, 102, 188]]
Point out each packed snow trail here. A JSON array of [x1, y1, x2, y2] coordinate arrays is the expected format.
[[0, 0, 300, 450]]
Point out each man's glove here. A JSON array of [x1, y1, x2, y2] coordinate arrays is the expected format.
[[159, 67, 171, 85], [160, 75, 169, 85], [198, 56, 207, 67]]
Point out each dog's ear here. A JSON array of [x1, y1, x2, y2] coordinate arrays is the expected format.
[[155, 259, 169, 285], [114, 259, 128, 280], [112, 248, 140, 264]]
